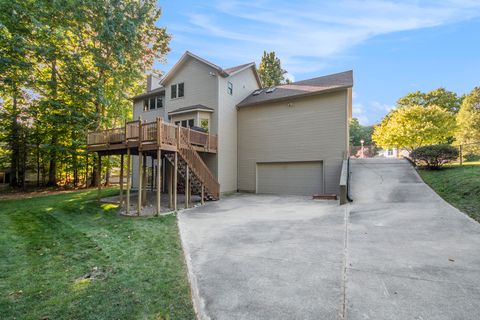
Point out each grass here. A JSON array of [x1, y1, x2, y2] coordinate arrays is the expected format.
[[418, 161, 480, 222], [0, 188, 195, 320]]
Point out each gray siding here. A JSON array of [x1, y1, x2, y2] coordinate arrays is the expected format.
[[133, 97, 167, 122], [237, 90, 348, 194]]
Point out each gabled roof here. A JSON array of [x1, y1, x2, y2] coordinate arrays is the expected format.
[[224, 62, 254, 75], [168, 104, 214, 116], [160, 51, 261, 87], [237, 70, 353, 108], [132, 86, 165, 101]]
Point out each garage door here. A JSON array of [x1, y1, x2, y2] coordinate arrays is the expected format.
[[256, 161, 323, 195]]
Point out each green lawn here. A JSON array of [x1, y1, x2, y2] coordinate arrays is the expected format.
[[0, 189, 195, 320], [418, 162, 480, 222]]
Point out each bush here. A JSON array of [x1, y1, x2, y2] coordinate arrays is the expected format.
[[464, 153, 480, 162], [411, 144, 459, 169]]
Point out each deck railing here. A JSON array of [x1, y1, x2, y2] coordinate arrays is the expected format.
[[87, 118, 217, 152], [126, 121, 140, 140], [178, 127, 220, 199], [161, 121, 178, 147], [142, 121, 157, 143]]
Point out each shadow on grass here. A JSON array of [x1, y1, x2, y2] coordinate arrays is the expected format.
[[0, 189, 195, 320]]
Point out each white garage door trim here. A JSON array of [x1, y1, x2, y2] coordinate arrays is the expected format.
[[255, 160, 324, 195]]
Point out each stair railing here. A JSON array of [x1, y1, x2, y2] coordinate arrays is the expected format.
[[177, 126, 220, 199]]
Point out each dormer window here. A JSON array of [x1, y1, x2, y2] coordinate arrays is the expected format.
[[171, 82, 185, 99]]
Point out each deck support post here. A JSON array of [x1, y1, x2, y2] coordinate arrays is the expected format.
[[126, 148, 131, 215], [156, 149, 161, 216], [173, 152, 178, 211], [185, 166, 189, 209], [97, 154, 102, 201], [168, 162, 173, 208], [142, 154, 147, 206], [138, 151, 143, 215], [119, 153, 124, 207], [201, 184, 205, 205], [151, 156, 155, 192]]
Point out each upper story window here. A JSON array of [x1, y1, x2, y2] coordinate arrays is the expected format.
[[171, 82, 185, 99], [143, 96, 163, 112], [227, 81, 233, 95]]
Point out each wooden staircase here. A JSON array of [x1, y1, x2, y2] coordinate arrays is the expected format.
[[165, 126, 220, 200]]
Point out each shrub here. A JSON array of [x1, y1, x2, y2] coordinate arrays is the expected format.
[[464, 153, 480, 162], [411, 144, 459, 169]]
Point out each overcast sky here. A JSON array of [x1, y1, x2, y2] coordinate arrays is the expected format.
[[155, 0, 480, 125]]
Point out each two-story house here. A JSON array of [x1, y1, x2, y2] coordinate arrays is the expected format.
[[87, 51, 353, 215]]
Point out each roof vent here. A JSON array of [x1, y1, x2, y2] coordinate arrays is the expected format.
[[252, 89, 263, 96], [266, 87, 276, 93]]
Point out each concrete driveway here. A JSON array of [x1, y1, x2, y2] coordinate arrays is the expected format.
[[346, 158, 480, 319], [178, 158, 480, 319]]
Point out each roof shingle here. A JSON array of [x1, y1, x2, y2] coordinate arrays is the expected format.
[[168, 104, 214, 115], [237, 70, 353, 108]]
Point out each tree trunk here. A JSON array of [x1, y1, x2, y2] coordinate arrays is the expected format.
[[9, 90, 20, 187], [73, 151, 78, 187], [36, 135, 40, 187], [47, 59, 58, 187], [21, 139, 27, 191], [105, 156, 110, 186], [47, 135, 58, 186], [90, 154, 99, 187]]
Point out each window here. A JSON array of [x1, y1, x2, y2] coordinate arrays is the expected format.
[[200, 119, 209, 132], [178, 83, 184, 98], [156, 96, 163, 109], [170, 82, 185, 99], [143, 96, 163, 112], [227, 81, 233, 95], [178, 119, 194, 127], [388, 149, 394, 156]]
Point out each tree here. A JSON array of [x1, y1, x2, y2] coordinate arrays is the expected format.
[[0, 0, 36, 187], [0, 0, 170, 188], [455, 87, 480, 157], [397, 88, 462, 113], [349, 118, 374, 146], [258, 51, 287, 87], [372, 105, 456, 151]]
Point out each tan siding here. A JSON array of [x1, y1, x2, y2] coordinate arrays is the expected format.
[[163, 57, 219, 134], [238, 90, 348, 194], [217, 67, 260, 193], [257, 161, 323, 195]]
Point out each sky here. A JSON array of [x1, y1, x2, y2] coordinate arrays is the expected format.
[[155, 0, 480, 125]]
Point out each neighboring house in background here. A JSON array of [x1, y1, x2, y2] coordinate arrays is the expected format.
[[378, 148, 410, 158], [87, 51, 353, 211]]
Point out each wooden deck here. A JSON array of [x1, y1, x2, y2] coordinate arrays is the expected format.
[[87, 119, 218, 155]]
